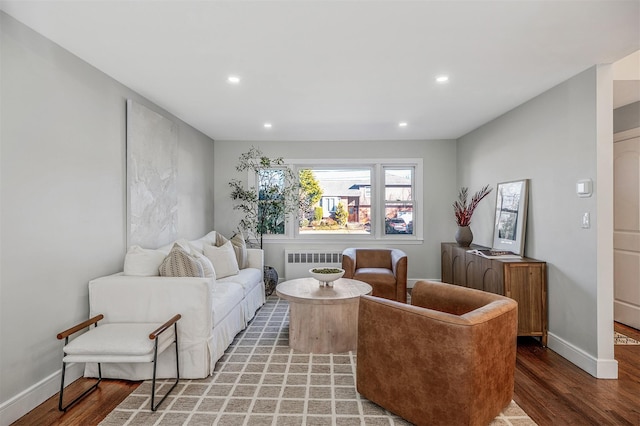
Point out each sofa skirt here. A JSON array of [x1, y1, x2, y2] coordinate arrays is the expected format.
[[242, 281, 267, 323]]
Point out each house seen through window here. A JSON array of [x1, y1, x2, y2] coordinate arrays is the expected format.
[[256, 160, 419, 239], [299, 168, 372, 235]]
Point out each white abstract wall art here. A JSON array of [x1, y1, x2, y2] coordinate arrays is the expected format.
[[126, 99, 178, 248]]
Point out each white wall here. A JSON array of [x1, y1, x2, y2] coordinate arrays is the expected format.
[[457, 66, 617, 378], [0, 12, 215, 423], [213, 139, 457, 283]]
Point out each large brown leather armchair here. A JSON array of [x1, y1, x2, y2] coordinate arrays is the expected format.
[[341, 248, 407, 303], [356, 280, 518, 426]]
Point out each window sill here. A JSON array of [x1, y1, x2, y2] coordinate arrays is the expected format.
[[260, 236, 424, 245]]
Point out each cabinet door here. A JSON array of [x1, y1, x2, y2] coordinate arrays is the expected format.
[[504, 263, 546, 337], [451, 250, 467, 286], [466, 255, 498, 291], [482, 259, 504, 294], [441, 245, 453, 284]]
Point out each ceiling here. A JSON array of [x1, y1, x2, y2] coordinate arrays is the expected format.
[[1, 1, 639, 141]]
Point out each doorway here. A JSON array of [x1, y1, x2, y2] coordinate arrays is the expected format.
[[613, 50, 640, 331], [614, 128, 640, 330]]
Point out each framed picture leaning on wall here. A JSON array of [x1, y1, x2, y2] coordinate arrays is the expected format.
[[493, 179, 529, 256]]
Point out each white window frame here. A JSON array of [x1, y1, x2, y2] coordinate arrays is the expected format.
[[245, 166, 291, 242], [382, 165, 416, 238], [249, 158, 423, 243]]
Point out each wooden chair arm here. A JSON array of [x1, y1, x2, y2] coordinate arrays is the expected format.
[[149, 314, 181, 340], [57, 314, 104, 340]]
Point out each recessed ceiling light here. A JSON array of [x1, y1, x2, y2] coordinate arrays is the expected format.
[[436, 75, 449, 83], [398, 122, 408, 127], [227, 75, 241, 84], [263, 122, 273, 129]]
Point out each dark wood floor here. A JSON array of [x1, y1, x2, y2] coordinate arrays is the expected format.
[[10, 379, 140, 426], [12, 323, 640, 426], [514, 322, 640, 426]]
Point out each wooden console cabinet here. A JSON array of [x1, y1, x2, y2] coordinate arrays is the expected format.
[[441, 242, 548, 346]]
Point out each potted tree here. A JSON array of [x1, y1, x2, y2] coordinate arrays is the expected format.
[[229, 147, 302, 295]]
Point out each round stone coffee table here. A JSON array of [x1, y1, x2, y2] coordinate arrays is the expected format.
[[276, 277, 372, 354]]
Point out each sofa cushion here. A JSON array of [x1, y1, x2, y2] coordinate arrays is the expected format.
[[354, 268, 396, 285], [217, 267, 262, 296], [123, 245, 167, 276], [211, 282, 244, 327], [204, 241, 239, 279], [63, 322, 171, 361], [159, 244, 205, 277]]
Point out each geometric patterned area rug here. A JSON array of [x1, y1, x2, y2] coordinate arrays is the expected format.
[[100, 296, 537, 425], [615, 331, 640, 345]]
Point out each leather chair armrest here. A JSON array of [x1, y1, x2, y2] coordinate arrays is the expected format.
[[342, 248, 357, 278], [390, 249, 408, 302], [411, 280, 512, 315]]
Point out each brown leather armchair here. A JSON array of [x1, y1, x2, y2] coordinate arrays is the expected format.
[[356, 280, 518, 426], [342, 248, 407, 303]]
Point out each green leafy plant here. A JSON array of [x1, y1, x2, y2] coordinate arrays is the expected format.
[[299, 169, 323, 222], [334, 202, 348, 227], [453, 185, 492, 226], [229, 147, 301, 249]]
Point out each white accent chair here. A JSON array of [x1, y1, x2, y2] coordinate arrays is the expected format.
[[57, 313, 181, 412]]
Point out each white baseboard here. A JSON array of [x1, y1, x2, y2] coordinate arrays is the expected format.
[[614, 300, 640, 330], [547, 332, 618, 379], [0, 363, 83, 426]]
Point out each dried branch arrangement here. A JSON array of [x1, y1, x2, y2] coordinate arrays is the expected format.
[[453, 185, 492, 226]]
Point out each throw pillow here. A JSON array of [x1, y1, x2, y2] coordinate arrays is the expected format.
[[159, 243, 205, 277], [215, 232, 228, 247], [174, 238, 192, 253], [204, 241, 239, 279], [202, 230, 217, 245], [216, 233, 249, 269], [123, 245, 166, 276], [192, 250, 216, 279], [189, 241, 205, 254]]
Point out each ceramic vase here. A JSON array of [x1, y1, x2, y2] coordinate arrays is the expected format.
[[455, 225, 473, 247], [264, 266, 278, 296]]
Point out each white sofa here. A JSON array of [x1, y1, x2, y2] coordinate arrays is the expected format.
[[85, 231, 265, 380]]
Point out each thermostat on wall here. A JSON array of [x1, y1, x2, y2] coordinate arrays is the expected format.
[[576, 179, 593, 198]]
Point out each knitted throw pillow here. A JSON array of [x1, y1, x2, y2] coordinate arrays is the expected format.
[[159, 243, 205, 277]]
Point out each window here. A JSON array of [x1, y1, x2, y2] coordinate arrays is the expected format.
[[383, 168, 414, 236], [299, 168, 372, 235], [291, 159, 422, 240], [257, 169, 288, 235]]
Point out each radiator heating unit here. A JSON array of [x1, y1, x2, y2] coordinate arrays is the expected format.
[[284, 250, 343, 280]]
